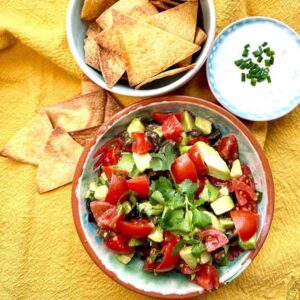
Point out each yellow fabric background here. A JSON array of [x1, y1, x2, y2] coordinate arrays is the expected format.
[[0, 1, 299, 299]]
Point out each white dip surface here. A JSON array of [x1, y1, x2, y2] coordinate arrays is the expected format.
[[211, 20, 300, 119]]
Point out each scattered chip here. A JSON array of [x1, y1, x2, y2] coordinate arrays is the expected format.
[[99, 48, 125, 88], [194, 26, 207, 46], [81, 74, 103, 94], [38, 91, 106, 132], [113, 11, 200, 86], [135, 64, 195, 89], [96, 0, 157, 29], [69, 126, 100, 147], [84, 37, 101, 72], [0, 112, 53, 165], [104, 92, 123, 121], [37, 127, 83, 193], [81, 0, 117, 21]]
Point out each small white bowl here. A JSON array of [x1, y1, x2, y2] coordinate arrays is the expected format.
[[66, 0, 216, 97]]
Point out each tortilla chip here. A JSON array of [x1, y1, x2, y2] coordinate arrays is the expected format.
[[81, 0, 117, 21], [99, 48, 125, 88], [69, 126, 100, 147], [81, 74, 103, 94], [95, 25, 121, 52], [104, 92, 123, 121], [96, 0, 157, 29], [148, 1, 198, 42], [0, 112, 53, 165], [86, 22, 102, 39], [37, 127, 83, 193], [135, 64, 195, 89], [38, 91, 106, 132], [194, 26, 207, 46], [113, 11, 200, 86], [84, 37, 101, 72]]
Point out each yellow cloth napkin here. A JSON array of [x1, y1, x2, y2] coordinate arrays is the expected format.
[[0, 1, 299, 299]]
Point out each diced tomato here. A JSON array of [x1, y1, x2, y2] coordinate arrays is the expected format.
[[179, 262, 202, 275], [102, 166, 128, 179], [104, 235, 134, 254], [162, 114, 183, 141], [118, 219, 154, 239], [187, 135, 209, 146], [143, 262, 158, 271], [155, 242, 180, 272], [230, 210, 258, 241], [228, 246, 243, 261], [126, 175, 150, 198], [208, 176, 231, 190], [131, 132, 153, 154], [201, 228, 229, 252], [171, 154, 198, 183], [162, 232, 181, 247], [90, 201, 113, 220], [240, 163, 255, 190], [231, 179, 258, 202], [196, 177, 206, 198], [93, 138, 123, 159], [188, 145, 208, 176], [95, 206, 124, 232], [151, 112, 182, 124], [105, 174, 128, 205], [216, 135, 238, 162], [194, 264, 220, 291], [236, 200, 257, 213]]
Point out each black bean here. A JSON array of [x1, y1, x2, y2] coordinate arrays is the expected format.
[[190, 128, 202, 137], [209, 127, 222, 145], [146, 130, 161, 150], [125, 206, 140, 220], [212, 248, 225, 264], [86, 199, 95, 223]]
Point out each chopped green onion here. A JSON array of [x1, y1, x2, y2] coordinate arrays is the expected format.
[[244, 43, 250, 48], [241, 73, 246, 82], [267, 76, 271, 83], [270, 56, 274, 65], [242, 49, 249, 57], [262, 42, 268, 47], [266, 50, 275, 57], [263, 47, 270, 53], [257, 56, 263, 63], [252, 50, 261, 57], [234, 59, 244, 67], [259, 46, 263, 53], [251, 78, 257, 86], [265, 60, 271, 67]]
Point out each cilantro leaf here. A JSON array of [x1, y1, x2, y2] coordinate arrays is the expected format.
[[178, 180, 198, 197], [151, 176, 175, 201], [191, 243, 206, 257], [172, 239, 199, 256], [150, 144, 175, 171], [192, 208, 212, 228]]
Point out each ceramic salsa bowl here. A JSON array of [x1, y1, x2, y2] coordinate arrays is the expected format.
[[71, 96, 274, 298]]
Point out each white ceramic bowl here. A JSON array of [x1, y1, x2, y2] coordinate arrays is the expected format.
[[66, 0, 216, 97]]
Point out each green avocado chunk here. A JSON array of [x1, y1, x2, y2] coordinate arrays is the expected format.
[[148, 226, 164, 243], [180, 246, 198, 269], [116, 253, 135, 264], [210, 195, 234, 215], [239, 235, 256, 250], [127, 118, 144, 137], [195, 141, 231, 180], [199, 182, 219, 202], [182, 111, 195, 132], [194, 116, 212, 135]]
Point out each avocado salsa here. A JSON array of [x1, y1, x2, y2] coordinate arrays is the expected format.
[[85, 110, 260, 291]]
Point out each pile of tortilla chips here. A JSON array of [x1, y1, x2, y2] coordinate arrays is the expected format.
[[82, 0, 207, 89], [0, 76, 122, 193]]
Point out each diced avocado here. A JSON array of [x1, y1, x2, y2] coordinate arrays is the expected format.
[[150, 190, 165, 204], [148, 226, 164, 243], [230, 159, 243, 178], [239, 235, 256, 250], [89, 181, 97, 192], [128, 238, 143, 247], [180, 246, 198, 269], [99, 172, 108, 184], [182, 111, 195, 132], [116, 253, 134, 264], [199, 182, 219, 202], [138, 202, 164, 216], [153, 126, 163, 138], [219, 186, 229, 196], [94, 185, 108, 200], [210, 195, 234, 215], [85, 190, 94, 199], [127, 118, 144, 137], [195, 142, 231, 180], [195, 116, 212, 135], [220, 218, 235, 230], [203, 211, 223, 231], [179, 145, 192, 155], [133, 152, 151, 172], [199, 251, 212, 264], [117, 153, 135, 174], [179, 132, 188, 146], [121, 201, 132, 214]]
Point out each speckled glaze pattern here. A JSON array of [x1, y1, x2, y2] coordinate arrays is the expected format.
[[72, 96, 274, 299]]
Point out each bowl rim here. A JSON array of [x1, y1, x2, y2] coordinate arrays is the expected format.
[[66, 0, 216, 97], [71, 95, 275, 299], [206, 16, 300, 121]]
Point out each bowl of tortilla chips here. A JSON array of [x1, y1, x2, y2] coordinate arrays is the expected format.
[[67, 0, 216, 97]]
